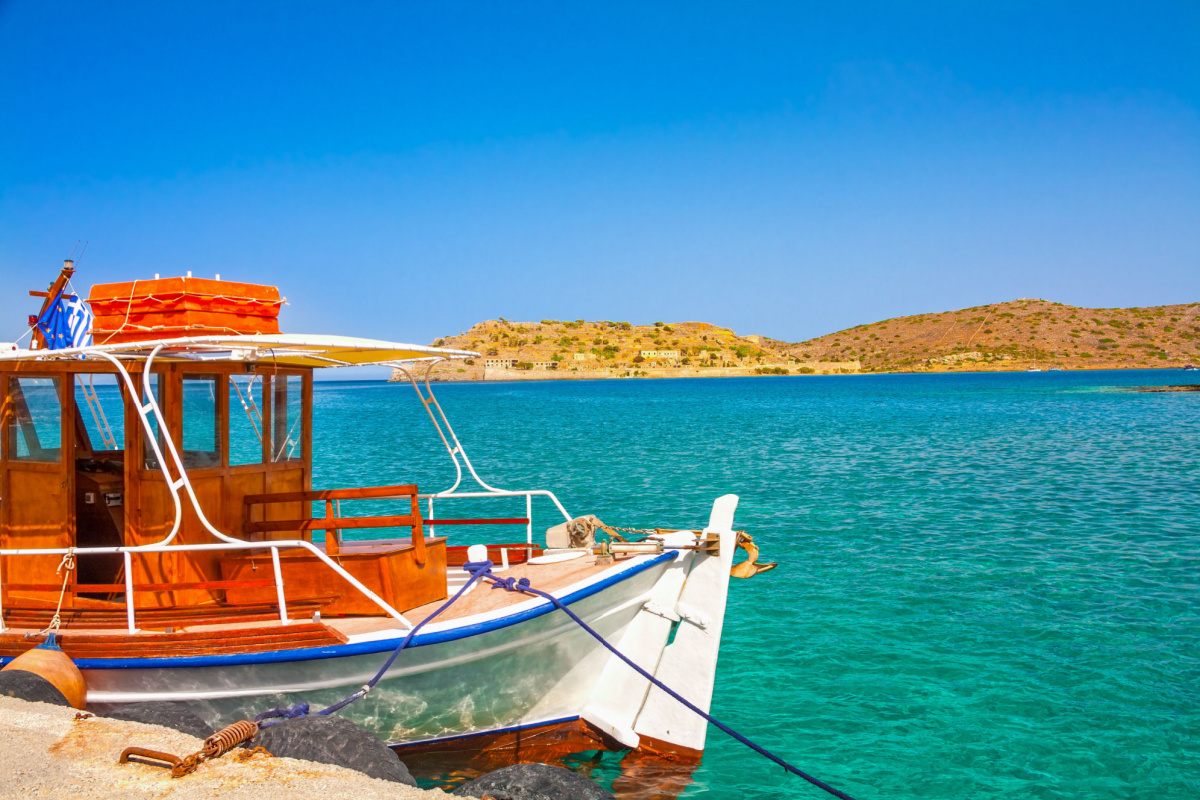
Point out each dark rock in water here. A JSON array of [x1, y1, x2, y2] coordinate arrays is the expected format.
[[1132, 385, 1200, 393], [103, 701, 215, 739], [253, 714, 416, 785], [453, 763, 615, 800], [0, 669, 71, 707]]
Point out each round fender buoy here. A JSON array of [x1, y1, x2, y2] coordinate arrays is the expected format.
[[1, 633, 86, 710]]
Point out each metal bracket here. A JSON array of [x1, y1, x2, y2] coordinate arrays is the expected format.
[[642, 600, 681, 623], [677, 602, 711, 630]]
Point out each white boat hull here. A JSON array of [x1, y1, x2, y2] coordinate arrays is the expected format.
[[78, 527, 730, 754]]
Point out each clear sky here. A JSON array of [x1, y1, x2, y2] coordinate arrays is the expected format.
[[2, 1, 1197, 370]]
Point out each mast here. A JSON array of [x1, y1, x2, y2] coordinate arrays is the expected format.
[[28, 259, 77, 349]]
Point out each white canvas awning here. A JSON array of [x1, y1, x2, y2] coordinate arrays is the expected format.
[[0, 333, 478, 369]]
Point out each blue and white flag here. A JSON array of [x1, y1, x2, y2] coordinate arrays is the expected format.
[[36, 291, 94, 350]]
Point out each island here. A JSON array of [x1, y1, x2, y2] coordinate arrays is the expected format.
[[390, 299, 1200, 382]]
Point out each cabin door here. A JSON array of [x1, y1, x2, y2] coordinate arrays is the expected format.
[[0, 374, 72, 607], [71, 373, 126, 595]]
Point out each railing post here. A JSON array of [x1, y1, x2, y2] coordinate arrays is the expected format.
[[526, 493, 533, 546], [0, 556, 6, 633], [427, 496, 435, 539], [124, 551, 137, 633], [270, 547, 289, 625], [325, 499, 339, 555], [410, 491, 427, 566]]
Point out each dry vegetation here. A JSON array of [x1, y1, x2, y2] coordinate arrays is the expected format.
[[789, 299, 1200, 371], [427, 318, 806, 376], [419, 299, 1200, 380]]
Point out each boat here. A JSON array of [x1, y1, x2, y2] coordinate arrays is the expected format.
[[0, 262, 765, 772], [1027, 367, 1042, 372]]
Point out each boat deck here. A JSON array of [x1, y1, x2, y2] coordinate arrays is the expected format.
[[0, 552, 627, 659], [332, 551, 613, 637]]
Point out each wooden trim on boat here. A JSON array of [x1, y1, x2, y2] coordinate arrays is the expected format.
[[0, 621, 348, 659], [1, 598, 337, 630], [393, 716, 620, 774], [631, 732, 704, 765]]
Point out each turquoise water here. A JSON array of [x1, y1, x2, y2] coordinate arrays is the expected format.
[[312, 370, 1200, 799]]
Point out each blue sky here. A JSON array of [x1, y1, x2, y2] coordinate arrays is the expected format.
[[1, 1, 1197, 367]]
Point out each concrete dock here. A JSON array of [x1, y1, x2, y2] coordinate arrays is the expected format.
[[0, 696, 447, 800]]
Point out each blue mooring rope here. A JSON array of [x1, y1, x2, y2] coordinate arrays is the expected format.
[[256, 560, 858, 800]]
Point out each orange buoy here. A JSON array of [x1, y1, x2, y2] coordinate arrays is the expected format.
[[2, 633, 87, 709]]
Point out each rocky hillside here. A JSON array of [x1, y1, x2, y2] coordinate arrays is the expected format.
[[403, 299, 1200, 381], [421, 318, 802, 377], [784, 299, 1200, 371]]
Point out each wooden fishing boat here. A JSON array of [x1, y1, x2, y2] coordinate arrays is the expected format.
[[0, 262, 755, 769]]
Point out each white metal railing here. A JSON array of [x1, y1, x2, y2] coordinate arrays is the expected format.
[[0, 538, 406, 635], [1, 350, 575, 637], [76, 373, 119, 451], [390, 359, 573, 545], [1, 346, 414, 634]]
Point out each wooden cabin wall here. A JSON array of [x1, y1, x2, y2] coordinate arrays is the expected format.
[[0, 370, 73, 607], [1, 360, 314, 612], [124, 364, 313, 608]]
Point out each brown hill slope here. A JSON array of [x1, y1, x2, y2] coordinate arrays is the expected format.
[[412, 300, 1200, 381], [784, 299, 1200, 371]]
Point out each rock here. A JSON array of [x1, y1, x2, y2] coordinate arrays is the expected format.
[[253, 714, 416, 785], [0, 669, 71, 707], [103, 701, 215, 739], [452, 763, 614, 800]]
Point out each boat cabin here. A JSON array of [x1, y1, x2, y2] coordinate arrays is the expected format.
[[0, 269, 474, 627]]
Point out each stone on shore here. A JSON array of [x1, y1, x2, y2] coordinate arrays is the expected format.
[[452, 762, 615, 800], [254, 713, 417, 785], [0, 695, 445, 800], [103, 700, 215, 739]]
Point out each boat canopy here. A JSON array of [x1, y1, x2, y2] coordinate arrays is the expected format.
[[0, 332, 478, 368]]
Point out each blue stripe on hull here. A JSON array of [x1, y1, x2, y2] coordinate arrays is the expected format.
[[0, 552, 676, 671]]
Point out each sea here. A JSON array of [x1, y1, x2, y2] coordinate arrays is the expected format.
[[314, 369, 1200, 799]]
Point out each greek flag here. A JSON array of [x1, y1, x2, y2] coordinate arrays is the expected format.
[[36, 291, 94, 350]]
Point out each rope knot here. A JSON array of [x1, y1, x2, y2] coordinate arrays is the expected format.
[[253, 702, 309, 725], [491, 576, 531, 592]]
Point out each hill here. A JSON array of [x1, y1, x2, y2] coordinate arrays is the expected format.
[[785, 299, 1200, 371], [400, 319, 817, 381], [395, 300, 1200, 381]]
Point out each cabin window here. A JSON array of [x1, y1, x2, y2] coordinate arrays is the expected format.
[[5, 376, 62, 462], [181, 375, 222, 469], [141, 373, 163, 469], [229, 374, 265, 465], [73, 374, 125, 454], [271, 373, 304, 462]]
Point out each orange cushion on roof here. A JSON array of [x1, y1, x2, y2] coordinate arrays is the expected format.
[[89, 277, 283, 344]]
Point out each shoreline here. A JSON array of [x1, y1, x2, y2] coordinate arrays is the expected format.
[[391, 363, 1198, 384]]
